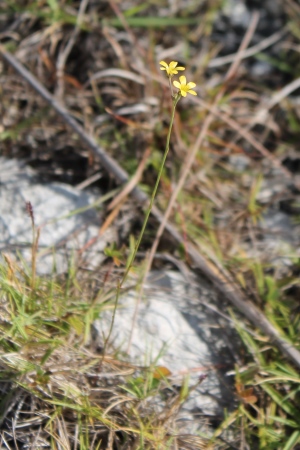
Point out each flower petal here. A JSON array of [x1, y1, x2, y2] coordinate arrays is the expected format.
[[187, 90, 197, 95], [169, 61, 178, 68], [179, 75, 186, 84], [173, 81, 181, 89], [186, 82, 196, 89], [159, 61, 168, 68], [181, 90, 187, 97], [176, 66, 185, 71]]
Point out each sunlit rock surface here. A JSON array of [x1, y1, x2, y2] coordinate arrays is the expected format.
[[93, 270, 238, 434], [0, 157, 113, 274]]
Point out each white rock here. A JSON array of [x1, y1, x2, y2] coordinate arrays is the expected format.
[[0, 158, 114, 274], [93, 270, 236, 433]]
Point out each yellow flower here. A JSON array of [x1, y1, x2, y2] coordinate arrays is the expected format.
[[159, 60, 185, 77], [173, 75, 197, 97]]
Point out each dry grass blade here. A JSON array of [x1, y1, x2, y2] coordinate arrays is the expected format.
[[107, 0, 146, 59], [55, 0, 89, 100], [254, 75, 300, 120], [225, 10, 260, 81], [208, 27, 288, 68], [87, 68, 145, 86], [107, 147, 151, 211]]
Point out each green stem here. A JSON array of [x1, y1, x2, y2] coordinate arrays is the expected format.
[[120, 93, 181, 287], [103, 93, 180, 356]]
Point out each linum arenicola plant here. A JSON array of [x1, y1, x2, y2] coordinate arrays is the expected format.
[[120, 61, 197, 280], [104, 62, 197, 349], [123, 60, 197, 282]]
